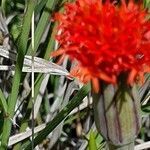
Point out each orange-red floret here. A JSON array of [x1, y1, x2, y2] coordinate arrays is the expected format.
[[52, 0, 150, 92]]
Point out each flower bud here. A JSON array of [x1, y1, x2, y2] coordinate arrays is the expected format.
[[93, 84, 141, 148]]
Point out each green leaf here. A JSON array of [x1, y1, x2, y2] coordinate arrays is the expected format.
[[88, 130, 97, 150]]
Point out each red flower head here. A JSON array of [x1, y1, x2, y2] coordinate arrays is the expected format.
[[52, 0, 150, 92]]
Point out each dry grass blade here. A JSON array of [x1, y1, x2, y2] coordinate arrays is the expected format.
[[30, 74, 50, 119], [8, 124, 46, 146], [135, 141, 150, 150], [0, 46, 69, 75], [70, 96, 92, 115]]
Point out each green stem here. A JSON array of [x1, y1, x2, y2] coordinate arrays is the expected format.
[[108, 142, 134, 150], [0, 1, 36, 149]]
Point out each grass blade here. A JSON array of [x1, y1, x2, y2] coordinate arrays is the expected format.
[[0, 89, 8, 113], [1, 0, 36, 149], [24, 84, 90, 149], [27, 0, 59, 54]]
